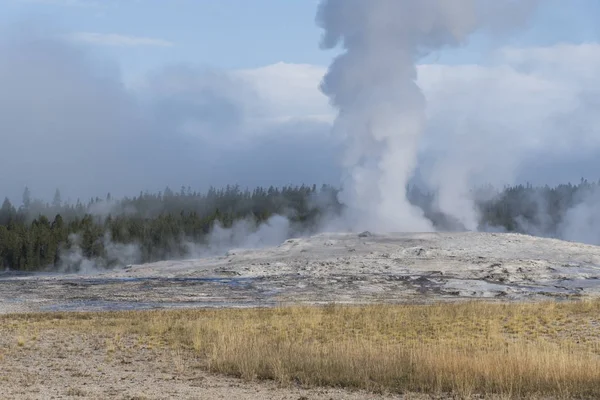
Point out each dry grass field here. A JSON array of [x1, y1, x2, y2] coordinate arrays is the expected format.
[[2, 300, 600, 399]]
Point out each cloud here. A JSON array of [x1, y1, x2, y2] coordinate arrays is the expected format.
[[135, 63, 340, 190], [68, 32, 174, 47], [417, 43, 600, 189], [0, 33, 145, 200], [0, 32, 338, 203], [0, 23, 599, 210], [237, 62, 332, 125]]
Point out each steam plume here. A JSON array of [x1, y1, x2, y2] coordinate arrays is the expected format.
[[317, 0, 537, 232]]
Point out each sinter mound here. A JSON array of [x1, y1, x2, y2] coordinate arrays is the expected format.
[[1, 232, 600, 313]]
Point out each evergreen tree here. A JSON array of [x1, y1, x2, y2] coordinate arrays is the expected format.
[[2, 180, 598, 272], [22, 187, 31, 209], [52, 189, 62, 208]]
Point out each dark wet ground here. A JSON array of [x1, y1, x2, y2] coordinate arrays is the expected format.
[[0, 275, 282, 312], [1, 271, 593, 313]]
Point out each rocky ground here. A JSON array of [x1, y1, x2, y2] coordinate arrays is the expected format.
[[2, 232, 600, 313]]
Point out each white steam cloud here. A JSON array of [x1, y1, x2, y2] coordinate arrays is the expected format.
[[191, 215, 292, 257], [59, 232, 141, 273], [58, 214, 296, 273], [317, 0, 537, 232]]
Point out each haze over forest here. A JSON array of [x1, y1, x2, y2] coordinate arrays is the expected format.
[[1, 180, 600, 271]]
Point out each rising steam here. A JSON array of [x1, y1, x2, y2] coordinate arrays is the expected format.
[[317, 0, 537, 232]]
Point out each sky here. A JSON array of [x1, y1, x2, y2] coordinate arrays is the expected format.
[[1, 0, 600, 204]]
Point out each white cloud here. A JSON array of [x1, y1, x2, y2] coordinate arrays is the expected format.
[[418, 43, 600, 174], [228, 43, 600, 188], [68, 32, 174, 47], [237, 62, 333, 125], [1, 30, 600, 204]]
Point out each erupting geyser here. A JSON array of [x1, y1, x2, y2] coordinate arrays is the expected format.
[[317, 0, 537, 232]]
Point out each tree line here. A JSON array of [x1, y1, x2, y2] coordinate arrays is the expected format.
[[0, 184, 340, 271], [1, 180, 599, 271]]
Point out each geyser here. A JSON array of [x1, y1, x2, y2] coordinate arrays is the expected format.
[[317, 0, 537, 232]]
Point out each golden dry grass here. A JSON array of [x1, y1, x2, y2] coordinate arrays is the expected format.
[[3, 300, 600, 398]]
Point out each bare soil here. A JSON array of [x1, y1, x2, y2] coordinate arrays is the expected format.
[[0, 326, 415, 400]]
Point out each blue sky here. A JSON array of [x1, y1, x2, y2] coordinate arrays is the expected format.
[[4, 0, 600, 79], [4, 0, 336, 80]]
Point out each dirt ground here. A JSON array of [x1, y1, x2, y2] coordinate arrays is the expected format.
[[0, 326, 415, 400]]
